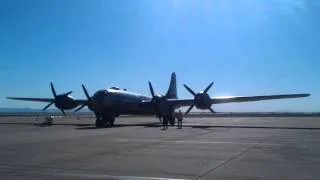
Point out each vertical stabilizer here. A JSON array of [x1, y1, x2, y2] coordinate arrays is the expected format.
[[165, 72, 177, 99]]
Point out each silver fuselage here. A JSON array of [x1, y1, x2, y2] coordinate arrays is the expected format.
[[92, 88, 154, 116]]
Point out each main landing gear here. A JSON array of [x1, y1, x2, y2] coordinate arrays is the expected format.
[[95, 115, 115, 128], [163, 115, 175, 126]]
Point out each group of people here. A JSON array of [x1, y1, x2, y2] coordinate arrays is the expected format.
[[162, 110, 184, 130]]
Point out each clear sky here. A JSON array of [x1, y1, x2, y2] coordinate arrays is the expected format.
[[0, 0, 319, 112]]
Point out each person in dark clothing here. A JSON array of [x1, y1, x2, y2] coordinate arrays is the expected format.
[[162, 116, 168, 130], [177, 110, 183, 129]]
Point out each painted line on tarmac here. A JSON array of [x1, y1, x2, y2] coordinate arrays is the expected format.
[[0, 167, 190, 180], [60, 172, 191, 180]]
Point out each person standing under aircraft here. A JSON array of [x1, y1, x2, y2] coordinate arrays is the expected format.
[[162, 115, 168, 130], [177, 110, 183, 129]]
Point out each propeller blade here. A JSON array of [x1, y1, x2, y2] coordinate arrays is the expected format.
[[185, 104, 194, 115], [60, 109, 66, 116], [50, 82, 57, 97], [148, 81, 155, 98], [203, 82, 214, 94], [43, 102, 54, 111], [183, 84, 196, 96], [65, 91, 73, 96], [82, 84, 90, 100], [208, 107, 215, 114], [75, 104, 86, 112]]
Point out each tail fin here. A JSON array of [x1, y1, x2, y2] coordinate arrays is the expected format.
[[165, 72, 177, 99]]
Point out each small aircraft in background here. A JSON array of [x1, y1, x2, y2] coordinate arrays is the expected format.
[[7, 73, 310, 128]]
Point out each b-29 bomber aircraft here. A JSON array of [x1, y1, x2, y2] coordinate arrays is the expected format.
[[7, 73, 310, 128]]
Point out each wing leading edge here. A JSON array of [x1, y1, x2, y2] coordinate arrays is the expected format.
[[6, 97, 89, 104], [211, 93, 311, 104], [6, 97, 55, 102]]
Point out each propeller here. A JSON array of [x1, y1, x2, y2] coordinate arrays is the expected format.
[[75, 84, 93, 112], [148, 81, 171, 119], [75, 84, 105, 121], [183, 82, 215, 115], [149, 81, 155, 98], [43, 82, 74, 116]]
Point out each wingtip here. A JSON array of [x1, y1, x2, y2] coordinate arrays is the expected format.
[[298, 93, 311, 98]]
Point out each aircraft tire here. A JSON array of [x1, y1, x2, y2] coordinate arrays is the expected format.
[[101, 115, 115, 127], [109, 117, 115, 126], [95, 119, 103, 128]]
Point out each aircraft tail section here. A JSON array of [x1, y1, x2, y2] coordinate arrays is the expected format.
[[165, 72, 177, 99]]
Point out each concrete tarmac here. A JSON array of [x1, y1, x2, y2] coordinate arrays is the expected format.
[[0, 116, 319, 179]]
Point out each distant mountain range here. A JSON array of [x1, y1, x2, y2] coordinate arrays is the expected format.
[[0, 107, 90, 113]]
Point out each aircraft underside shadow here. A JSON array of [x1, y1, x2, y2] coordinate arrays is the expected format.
[[75, 123, 161, 130], [0, 121, 161, 128], [0, 122, 319, 131], [0, 122, 93, 127], [76, 123, 320, 130]]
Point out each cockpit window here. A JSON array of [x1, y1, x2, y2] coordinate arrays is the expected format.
[[109, 87, 120, 90]]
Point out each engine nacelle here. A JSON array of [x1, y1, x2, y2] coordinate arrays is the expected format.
[[183, 82, 215, 115], [55, 94, 78, 110], [194, 92, 212, 110], [92, 90, 107, 111], [150, 94, 171, 114]]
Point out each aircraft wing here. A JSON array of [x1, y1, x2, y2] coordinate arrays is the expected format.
[[148, 93, 311, 108], [6, 97, 55, 102], [6, 97, 89, 104], [211, 93, 311, 104]]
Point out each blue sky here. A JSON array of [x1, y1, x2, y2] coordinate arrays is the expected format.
[[0, 0, 319, 112]]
